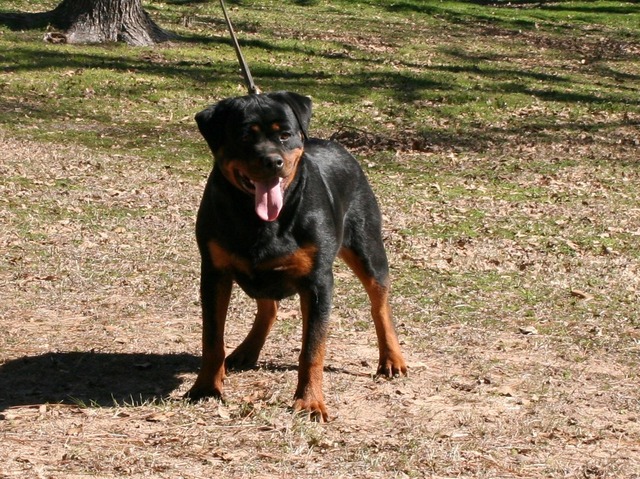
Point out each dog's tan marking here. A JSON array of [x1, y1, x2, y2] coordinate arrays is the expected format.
[[293, 288, 328, 422], [258, 244, 317, 278], [208, 241, 252, 275], [281, 147, 303, 190]]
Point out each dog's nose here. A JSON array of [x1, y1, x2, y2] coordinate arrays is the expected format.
[[263, 156, 284, 172]]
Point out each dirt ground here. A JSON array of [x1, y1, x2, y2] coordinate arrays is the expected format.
[[1, 128, 639, 478]]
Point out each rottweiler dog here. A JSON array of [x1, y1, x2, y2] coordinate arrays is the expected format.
[[185, 91, 407, 421]]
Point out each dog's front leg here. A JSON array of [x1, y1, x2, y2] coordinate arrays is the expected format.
[[293, 279, 332, 422], [185, 263, 232, 402]]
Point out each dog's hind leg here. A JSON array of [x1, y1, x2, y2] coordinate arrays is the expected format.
[[226, 299, 278, 371], [339, 246, 407, 378]]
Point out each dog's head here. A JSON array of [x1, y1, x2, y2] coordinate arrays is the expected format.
[[196, 91, 312, 222]]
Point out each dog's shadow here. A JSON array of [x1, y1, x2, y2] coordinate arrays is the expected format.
[[0, 351, 200, 411]]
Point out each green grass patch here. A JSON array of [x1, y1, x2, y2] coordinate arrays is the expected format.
[[2, 0, 638, 157]]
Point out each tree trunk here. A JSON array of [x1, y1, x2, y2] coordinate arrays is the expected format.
[[0, 0, 172, 46], [53, 0, 172, 45]]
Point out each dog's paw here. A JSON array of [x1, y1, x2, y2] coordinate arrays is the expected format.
[[292, 397, 329, 423], [376, 353, 408, 378], [183, 384, 223, 403], [225, 348, 260, 371]]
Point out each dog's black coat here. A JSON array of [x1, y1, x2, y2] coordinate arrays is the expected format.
[[187, 92, 406, 421]]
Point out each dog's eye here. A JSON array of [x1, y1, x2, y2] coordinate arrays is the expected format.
[[279, 133, 291, 142]]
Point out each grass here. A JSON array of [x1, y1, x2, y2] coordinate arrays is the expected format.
[[1, 0, 640, 477]]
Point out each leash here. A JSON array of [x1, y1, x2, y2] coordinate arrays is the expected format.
[[218, 0, 310, 141], [219, 0, 260, 95]]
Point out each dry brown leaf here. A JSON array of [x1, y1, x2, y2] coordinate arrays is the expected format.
[[144, 412, 175, 423], [216, 405, 231, 420], [497, 386, 516, 397], [571, 290, 594, 301], [519, 326, 539, 335], [66, 424, 83, 436]]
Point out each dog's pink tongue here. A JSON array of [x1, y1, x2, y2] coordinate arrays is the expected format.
[[254, 177, 283, 221]]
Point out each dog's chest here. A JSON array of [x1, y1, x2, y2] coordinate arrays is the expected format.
[[207, 238, 317, 299]]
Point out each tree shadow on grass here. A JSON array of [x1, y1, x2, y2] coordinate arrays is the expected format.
[[0, 351, 200, 411], [0, 10, 53, 30], [1, 42, 450, 108], [1, 17, 636, 158]]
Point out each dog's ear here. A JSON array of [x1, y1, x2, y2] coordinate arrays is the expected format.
[[195, 101, 229, 153], [269, 91, 312, 139]]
